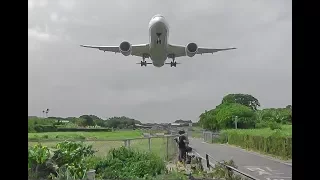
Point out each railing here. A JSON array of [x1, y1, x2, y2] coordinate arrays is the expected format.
[[28, 135, 178, 161], [204, 153, 258, 180]]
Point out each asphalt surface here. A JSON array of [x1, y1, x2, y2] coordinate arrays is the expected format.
[[188, 138, 292, 180]]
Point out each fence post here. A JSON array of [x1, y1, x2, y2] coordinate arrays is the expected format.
[[148, 138, 151, 151], [211, 133, 213, 143], [206, 154, 210, 169], [166, 136, 169, 160], [128, 139, 131, 148], [124, 140, 127, 147]]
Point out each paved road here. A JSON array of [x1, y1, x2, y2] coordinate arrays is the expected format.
[[188, 138, 292, 180]]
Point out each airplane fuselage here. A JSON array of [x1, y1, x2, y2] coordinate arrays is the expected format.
[[148, 15, 170, 67]]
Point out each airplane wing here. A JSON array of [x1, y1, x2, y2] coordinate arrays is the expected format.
[[168, 44, 236, 58], [80, 44, 150, 58]]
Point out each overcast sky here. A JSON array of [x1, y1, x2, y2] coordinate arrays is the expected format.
[[28, 0, 292, 123]]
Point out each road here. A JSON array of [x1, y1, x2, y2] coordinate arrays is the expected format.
[[188, 138, 292, 180]]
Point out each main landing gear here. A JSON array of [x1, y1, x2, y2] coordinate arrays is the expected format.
[[166, 54, 179, 67], [136, 54, 151, 67]]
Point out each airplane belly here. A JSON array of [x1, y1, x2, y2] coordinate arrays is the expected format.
[[149, 22, 168, 65]]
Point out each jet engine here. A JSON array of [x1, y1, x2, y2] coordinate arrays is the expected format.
[[119, 41, 132, 56], [185, 43, 198, 57]]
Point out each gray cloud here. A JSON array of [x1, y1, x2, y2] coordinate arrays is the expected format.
[[28, 0, 292, 122]]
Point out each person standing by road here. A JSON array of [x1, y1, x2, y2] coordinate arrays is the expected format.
[[175, 130, 189, 163]]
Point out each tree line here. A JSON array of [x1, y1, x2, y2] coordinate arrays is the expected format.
[[199, 93, 292, 131], [28, 115, 142, 132]]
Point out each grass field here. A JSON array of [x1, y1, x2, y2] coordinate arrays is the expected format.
[[28, 130, 143, 140], [28, 130, 178, 160]]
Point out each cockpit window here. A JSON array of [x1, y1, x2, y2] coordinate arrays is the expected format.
[[152, 14, 164, 19]]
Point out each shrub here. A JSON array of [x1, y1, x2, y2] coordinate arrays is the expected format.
[[268, 121, 282, 130], [222, 130, 291, 159], [34, 125, 57, 132], [255, 121, 269, 129], [95, 146, 165, 179], [28, 141, 96, 179]]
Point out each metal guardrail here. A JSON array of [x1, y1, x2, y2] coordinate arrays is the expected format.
[[205, 153, 259, 180]]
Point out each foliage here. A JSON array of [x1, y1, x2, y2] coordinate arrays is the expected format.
[[28, 117, 58, 133], [268, 121, 282, 130], [34, 125, 58, 132], [199, 103, 256, 131], [57, 128, 112, 132], [29, 115, 143, 133], [79, 115, 96, 126], [208, 160, 244, 180], [222, 93, 260, 111], [28, 141, 96, 179], [217, 126, 292, 159], [255, 108, 292, 125], [104, 116, 142, 129], [95, 146, 165, 179]]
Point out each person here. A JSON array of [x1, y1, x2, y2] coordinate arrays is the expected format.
[[175, 130, 189, 163]]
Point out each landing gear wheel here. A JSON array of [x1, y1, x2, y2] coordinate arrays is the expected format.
[[170, 55, 176, 67], [170, 61, 177, 67], [156, 39, 162, 44]]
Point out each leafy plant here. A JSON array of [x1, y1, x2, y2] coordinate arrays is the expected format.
[[28, 141, 96, 179], [95, 146, 165, 179]]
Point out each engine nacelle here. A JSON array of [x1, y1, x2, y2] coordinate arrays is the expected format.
[[185, 43, 198, 57], [119, 41, 132, 56]]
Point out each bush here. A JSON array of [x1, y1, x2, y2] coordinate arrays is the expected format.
[[95, 146, 165, 179], [223, 131, 291, 159], [255, 121, 269, 129], [268, 122, 282, 130], [34, 125, 57, 132], [28, 141, 96, 179]]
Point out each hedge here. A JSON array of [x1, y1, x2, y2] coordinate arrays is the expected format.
[[218, 131, 292, 159], [34, 125, 57, 132], [57, 128, 112, 132], [32, 125, 112, 132]]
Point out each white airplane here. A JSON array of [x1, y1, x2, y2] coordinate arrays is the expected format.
[[80, 14, 236, 68]]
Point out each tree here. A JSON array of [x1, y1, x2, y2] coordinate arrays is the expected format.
[[214, 103, 256, 129], [222, 94, 260, 111], [286, 105, 292, 110], [79, 115, 96, 126], [199, 103, 256, 131]]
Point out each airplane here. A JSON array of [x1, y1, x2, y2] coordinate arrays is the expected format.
[[80, 14, 236, 68]]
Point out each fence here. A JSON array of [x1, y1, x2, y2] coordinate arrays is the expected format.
[[28, 135, 178, 161], [203, 131, 220, 143]]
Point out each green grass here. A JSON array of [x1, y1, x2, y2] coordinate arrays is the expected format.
[[28, 137, 178, 160], [218, 125, 292, 160], [28, 130, 143, 141], [28, 129, 178, 160], [222, 125, 292, 137]]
